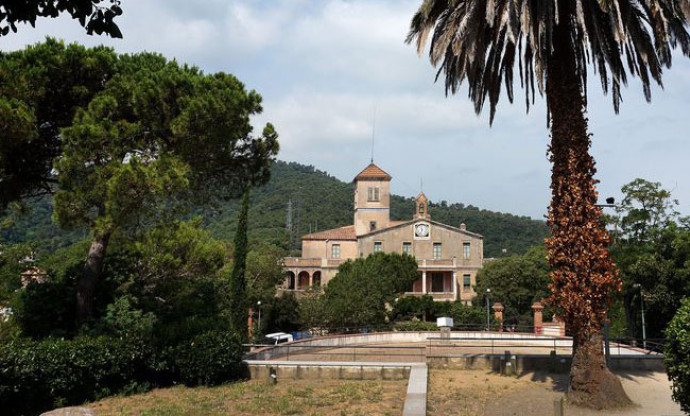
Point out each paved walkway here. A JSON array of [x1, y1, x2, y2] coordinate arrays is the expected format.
[[402, 365, 428, 416]]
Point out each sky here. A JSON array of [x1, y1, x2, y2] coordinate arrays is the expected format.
[[3, 0, 690, 220]]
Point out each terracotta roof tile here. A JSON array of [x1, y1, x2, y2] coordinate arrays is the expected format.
[[303, 225, 356, 241], [353, 163, 392, 181]]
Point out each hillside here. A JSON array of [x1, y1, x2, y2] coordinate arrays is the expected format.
[[1, 161, 549, 258], [203, 161, 549, 258]]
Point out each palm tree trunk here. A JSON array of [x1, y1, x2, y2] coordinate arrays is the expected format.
[[76, 230, 111, 325], [546, 4, 630, 409]]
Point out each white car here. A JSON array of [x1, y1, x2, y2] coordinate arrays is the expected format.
[[262, 332, 294, 345]]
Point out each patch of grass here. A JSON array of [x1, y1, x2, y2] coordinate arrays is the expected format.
[[86, 378, 405, 416]]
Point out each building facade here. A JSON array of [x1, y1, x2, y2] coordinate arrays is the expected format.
[[282, 163, 483, 303]]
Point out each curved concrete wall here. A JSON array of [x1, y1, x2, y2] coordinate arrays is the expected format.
[[246, 331, 573, 360]]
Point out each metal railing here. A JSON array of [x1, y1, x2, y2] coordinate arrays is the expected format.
[[244, 343, 427, 362]]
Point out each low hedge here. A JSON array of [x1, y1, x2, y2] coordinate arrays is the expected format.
[[0, 330, 244, 416], [172, 330, 244, 386], [394, 320, 439, 331], [665, 297, 690, 413]]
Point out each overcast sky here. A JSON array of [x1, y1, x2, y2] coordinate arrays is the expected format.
[[3, 0, 690, 219]]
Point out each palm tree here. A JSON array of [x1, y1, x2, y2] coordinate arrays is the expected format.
[[407, 0, 690, 409]]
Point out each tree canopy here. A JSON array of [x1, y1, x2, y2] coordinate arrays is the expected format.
[[322, 252, 419, 328], [0, 39, 119, 213], [475, 245, 551, 326]]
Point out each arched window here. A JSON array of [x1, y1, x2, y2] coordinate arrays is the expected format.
[[419, 203, 425, 214]]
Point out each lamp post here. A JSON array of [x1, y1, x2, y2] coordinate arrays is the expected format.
[[486, 288, 491, 331], [596, 197, 618, 364], [633, 284, 647, 350], [257, 301, 262, 333]]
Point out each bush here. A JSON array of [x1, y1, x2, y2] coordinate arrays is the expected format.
[[449, 303, 489, 328], [665, 297, 690, 413], [172, 330, 244, 386], [391, 295, 435, 321], [0, 330, 244, 416], [0, 336, 151, 416], [394, 320, 439, 332]]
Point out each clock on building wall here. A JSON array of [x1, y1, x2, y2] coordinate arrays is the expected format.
[[414, 223, 430, 238]]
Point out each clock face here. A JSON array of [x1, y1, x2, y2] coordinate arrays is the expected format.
[[415, 223, 430, 238]]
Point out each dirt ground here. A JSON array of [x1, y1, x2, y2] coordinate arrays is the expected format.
[[85, 378, 406, 416], [429, 369, 682, 416]]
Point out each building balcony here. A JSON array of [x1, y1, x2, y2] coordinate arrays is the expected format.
[[416, 258, 481, 269], [284, 257, 346, 269]]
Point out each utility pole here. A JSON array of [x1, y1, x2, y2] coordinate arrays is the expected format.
[[633, 283, 647, 350], [486, 288, 491, 331], [286, 200, 293, 246], [286, 200, 293, 232], [295, 188, 302, 250]]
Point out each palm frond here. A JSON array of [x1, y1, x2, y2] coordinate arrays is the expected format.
[[406, 0, 690, 124]]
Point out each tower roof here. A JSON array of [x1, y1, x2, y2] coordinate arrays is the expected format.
[[353, 163, 392, 182]]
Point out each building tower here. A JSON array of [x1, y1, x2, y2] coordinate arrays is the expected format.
[[414, 192, 430, 220], [353, 163, 392, 236]]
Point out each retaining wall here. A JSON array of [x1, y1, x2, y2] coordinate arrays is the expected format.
[[427, 354, 665, 373]]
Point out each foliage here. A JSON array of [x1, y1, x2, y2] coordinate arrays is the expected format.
[[0, 329, 244, 416], [664, 297, 690, 413], [616, 178, 679, 242], [14, 277, 77, 339], [0, 243, 33, 301], [406, 0, 690, 123], [171, 330, 243, 386], [3, 39, 279, 322], [394, 320, 439, 331], [391, 295, 436, 321], [449, 303, 490, 328], [298, 292, 327, 330], [323, 253, 419, 328], [610, 179, 690, 339], [475, 246, 551, 326], [98, 296, 157, 341], [0, 39, 119, 213], [0, 0, 123, 38], [263, 292, 301, 334], [0, 336, 151, 416], [246, 243, 287, 306], [390, 295, 455, 322], [229, 189, 250, 341], [3, 160, 550, 258], [134, 219, 227, 282]]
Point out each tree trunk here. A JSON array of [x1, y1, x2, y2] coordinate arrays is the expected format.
[[76, 231, 111, 325], [568, 331, 630, 408], [545, 3, 631, 409]]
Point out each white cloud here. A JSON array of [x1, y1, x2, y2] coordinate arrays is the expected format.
[[3, 0, 690, 219]]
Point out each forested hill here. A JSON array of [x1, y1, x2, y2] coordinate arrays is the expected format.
[[1, 160, 549, 258], [204, 161, 549, 258]]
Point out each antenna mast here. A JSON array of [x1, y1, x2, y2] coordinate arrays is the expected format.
[[370, 105, 377, 163]]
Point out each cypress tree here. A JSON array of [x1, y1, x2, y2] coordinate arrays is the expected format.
[[230, 188, 250, 341]]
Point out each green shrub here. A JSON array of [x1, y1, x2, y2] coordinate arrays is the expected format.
[[0, 330, 245, 415], [394, 320, 439, 332], [391, 295, 435, 321], [0, 336, 151, 416], [665, 297, 690, 413], [450, 303, 488, 328], [172, 330, 244, 386]]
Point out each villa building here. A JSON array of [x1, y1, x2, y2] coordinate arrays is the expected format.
[[282, 163, 484, 303]]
